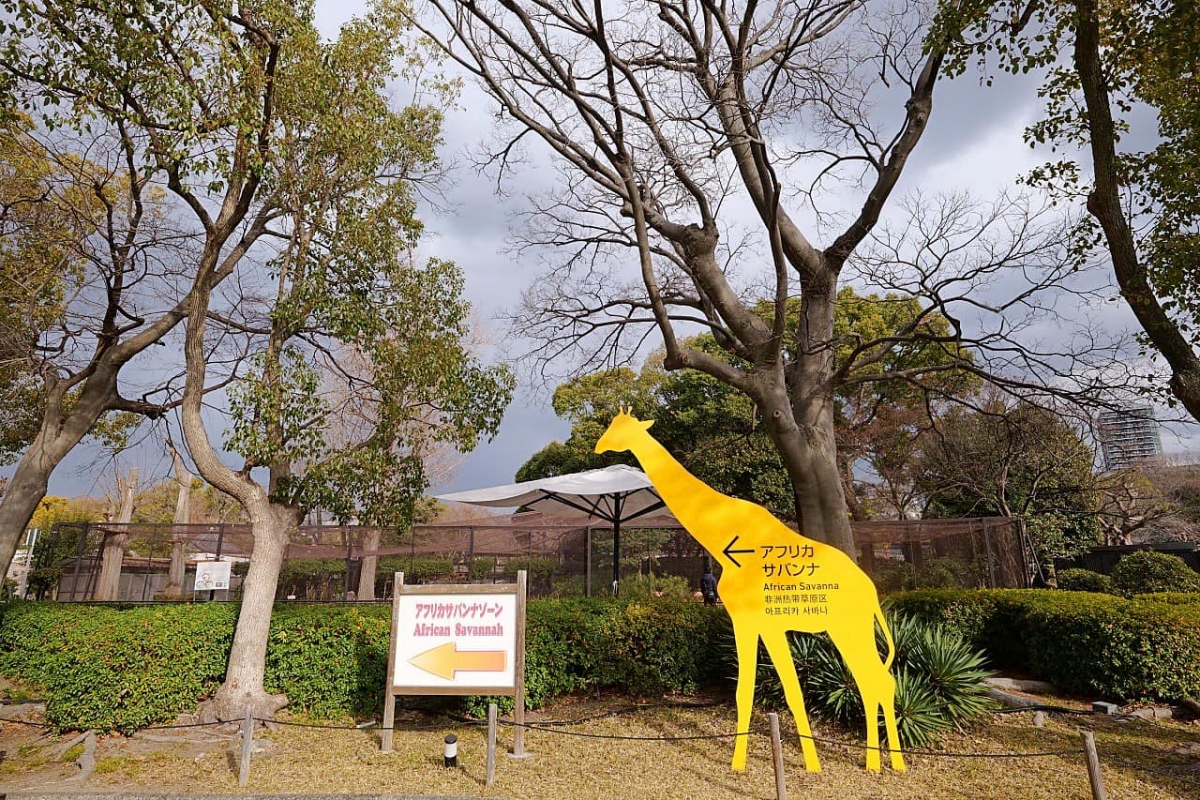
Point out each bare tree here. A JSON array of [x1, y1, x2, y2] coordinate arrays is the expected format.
[[412, 0, 971, 554], [416, 1, 1126, 554]]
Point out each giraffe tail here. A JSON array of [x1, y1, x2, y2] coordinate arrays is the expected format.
[[875, 600, 896, 671]]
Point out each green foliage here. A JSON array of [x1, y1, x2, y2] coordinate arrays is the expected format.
[[262, 605, 390, 717], [871, 557, 980, 594], [0, 116, 93, 464], [0, 599, 730, 731], [938, 1, 1200, 411], [751, 612, 994, 748], [617, 573, 692, 599], [376, 556, 454, 586], [468, 557, 496, 581], [892, 589, 1200, 702], [916, 399, 1101, 567], [0, 602, 237, 734], [1056, 568, 1114, 594], [502, 557, 559, 595], [1110, 551, 1200, 595]]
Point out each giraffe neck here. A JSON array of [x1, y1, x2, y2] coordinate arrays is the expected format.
[[626, 433, 736, 559]]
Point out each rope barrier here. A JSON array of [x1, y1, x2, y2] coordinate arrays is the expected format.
[[0, 717, 51, 728], [992, 704, 1092, 716], [497, 717, 1085, 757], [1097, 751, 1200, 789], [6, 704, 1197, 776], [257, 716, 483, 732]]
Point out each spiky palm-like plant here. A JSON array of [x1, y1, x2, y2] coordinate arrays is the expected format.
[[748, 611, 994, 748]]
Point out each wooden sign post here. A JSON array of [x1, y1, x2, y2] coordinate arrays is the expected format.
[[382, 571, 527, 754]]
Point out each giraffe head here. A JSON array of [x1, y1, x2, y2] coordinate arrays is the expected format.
[[594, 407, 654, 454]]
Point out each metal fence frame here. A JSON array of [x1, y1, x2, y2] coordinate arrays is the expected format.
[[27, 515, 1029, 602]]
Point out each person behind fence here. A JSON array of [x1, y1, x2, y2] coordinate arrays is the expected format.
[[700, 566, 718, 605]]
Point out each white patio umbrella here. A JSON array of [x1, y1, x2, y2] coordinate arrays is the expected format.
[[435, 464, 670, 594]]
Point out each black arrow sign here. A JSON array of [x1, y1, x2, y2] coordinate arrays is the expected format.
[[722, 535, 756, 568]]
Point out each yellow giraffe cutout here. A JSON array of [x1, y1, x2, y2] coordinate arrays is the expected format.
[[596, 409, 905, 773]]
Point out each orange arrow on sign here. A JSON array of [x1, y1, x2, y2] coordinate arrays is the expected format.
[[408, 642, 507, 680]]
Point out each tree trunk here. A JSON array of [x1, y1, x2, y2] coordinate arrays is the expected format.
[[164, 457, 192, 599], [771, 286, 857, 558], [0, 375, 121, 579], [96, 468, 138, 601], [201, 503, 296, 722], [758, 379, 856, 557], [356, 528, 380, 601]]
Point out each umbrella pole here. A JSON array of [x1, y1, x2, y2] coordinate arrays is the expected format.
[[611, 494, 624, 597], [611, 516, 620, 597]]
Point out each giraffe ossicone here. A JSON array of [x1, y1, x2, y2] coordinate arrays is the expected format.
[[596, 411, 906, 773]]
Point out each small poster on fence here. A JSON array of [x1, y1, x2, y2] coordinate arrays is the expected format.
[[194, 560, 231, 591]]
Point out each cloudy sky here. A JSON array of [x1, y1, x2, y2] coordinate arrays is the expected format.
[[29, 1, 1199, 501]]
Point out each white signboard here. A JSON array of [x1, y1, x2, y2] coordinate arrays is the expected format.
[[382, 573, 528, 754], [392, 590, 518, 693], [194, 560, 231, 591]]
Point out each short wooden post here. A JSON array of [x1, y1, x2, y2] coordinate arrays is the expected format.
[[769, 712, 787, 800], [487, 702, 498, 788], [381, 572, 404, 752], [1080, 730, 1107, 800], [238, 706, 253, 787]]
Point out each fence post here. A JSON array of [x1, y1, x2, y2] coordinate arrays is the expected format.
[[487, 702, 497, 788], [513, 569, 528, 757], [70, 523, 88, 601], [1080, 731, 1107, 800], [211, 524, 225, 601], [769, 712, 787, 800], [239, 706, 253, 787], [585, 527, 592, 597]]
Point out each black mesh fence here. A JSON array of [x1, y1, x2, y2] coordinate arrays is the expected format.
[[26, 515, 1028, 602]]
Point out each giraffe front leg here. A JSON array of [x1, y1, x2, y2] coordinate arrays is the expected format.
[[731, 625, 759, 772], [862, 692, 881, 772], [762, 631, 821, 772]]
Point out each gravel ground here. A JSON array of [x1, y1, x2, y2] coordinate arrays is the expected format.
[[2, 695, 1198, 799]]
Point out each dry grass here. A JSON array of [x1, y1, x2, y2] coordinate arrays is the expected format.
[[2, 695, 1199, 798]]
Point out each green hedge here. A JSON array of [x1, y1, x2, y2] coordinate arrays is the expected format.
[[0, 598, 729, 732], [0, 602, 237, 734], [1111, 551, 1200, 595], [1055, 568, 1114, 594], [890, 589, 1200, 702]]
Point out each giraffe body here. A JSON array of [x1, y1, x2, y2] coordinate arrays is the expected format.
[[596, 410, 905, 773]]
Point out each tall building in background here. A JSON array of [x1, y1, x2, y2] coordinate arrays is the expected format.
[[1097, 405, 1163, 471]]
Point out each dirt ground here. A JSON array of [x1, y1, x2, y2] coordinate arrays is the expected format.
[[2, 693, 1199, 799]]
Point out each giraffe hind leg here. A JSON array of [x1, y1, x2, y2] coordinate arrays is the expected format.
[[762, 630, 821, 772], [831, 627, 894, 771], [881, 675, 906, 771]]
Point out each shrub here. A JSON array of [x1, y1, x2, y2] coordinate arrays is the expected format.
[[376, 556, 454, 585], [503, 556, 560, 595], [1110, 551, 1200, 595], [468, 557, 497, 581], [1056, 568, 1114, 594], [617, 573, 692, 599], [892, 589, 1200, 702], [0, 602, 237, 733], [0, 598, 731, 731], [547, 574, 588, 598], [871, 558, 980, 594], [262, 604, 391, 718], [751, 612, 994, 748]]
